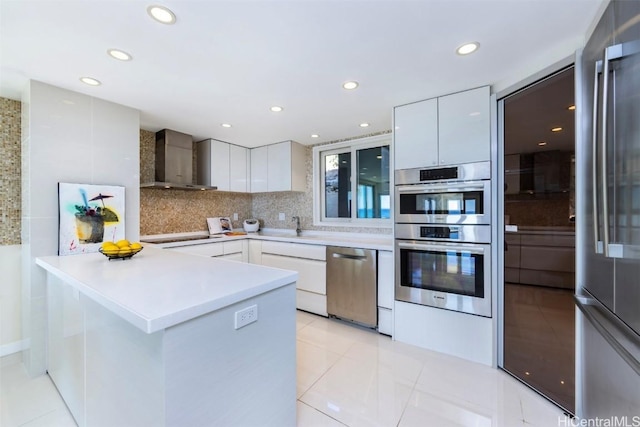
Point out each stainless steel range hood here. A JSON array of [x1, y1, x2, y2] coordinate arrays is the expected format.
[[141, 129, 217, 191]]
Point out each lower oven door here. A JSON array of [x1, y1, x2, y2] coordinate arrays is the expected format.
[[395, 240, 492, 317]]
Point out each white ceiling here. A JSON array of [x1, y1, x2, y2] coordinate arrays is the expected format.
[[0, 0, 603, 148]]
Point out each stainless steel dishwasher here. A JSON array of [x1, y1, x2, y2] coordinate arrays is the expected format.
[[326, 246, 377, 328]]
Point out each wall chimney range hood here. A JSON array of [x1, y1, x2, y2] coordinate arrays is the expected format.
[[141, 129, 217, 190]]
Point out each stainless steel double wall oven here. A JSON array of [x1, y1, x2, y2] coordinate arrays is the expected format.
[[394, 161, 492, 317]]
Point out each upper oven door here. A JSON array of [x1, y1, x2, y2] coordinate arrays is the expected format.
[[395, 180, 491, 225]]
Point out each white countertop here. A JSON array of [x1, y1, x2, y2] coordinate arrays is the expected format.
[[142, 229, 394, 251], [36, 247, 298, 334]]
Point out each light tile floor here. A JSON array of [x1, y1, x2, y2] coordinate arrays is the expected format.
[[1, 310, 566, 426]]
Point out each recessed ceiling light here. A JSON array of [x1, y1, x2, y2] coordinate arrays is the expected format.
[[359, 123, 369, 128], [311, 134, 319, 138], [342, 81, 359, 90], [270, 106, 283, 112], [568, 105, 576, 111], [456, 42, 480, 55], [107, 49, 132, 61], [80, 77, 101, 86], [551, 127, 563, 132], [469, 111, 481, 116], [538, 142, 547, 146], [147, 5, 176, 24], [221, 123, 232, 128], [376, 155, 382, 159]]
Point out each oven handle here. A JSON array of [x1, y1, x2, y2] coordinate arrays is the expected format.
[[396, 182, 486, 194], [397, 241, 486, 255]]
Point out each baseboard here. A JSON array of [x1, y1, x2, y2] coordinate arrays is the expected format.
[[0, 340, 27, 358]]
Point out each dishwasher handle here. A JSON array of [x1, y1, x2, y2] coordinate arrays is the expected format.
[[331, 252, 368, 261]]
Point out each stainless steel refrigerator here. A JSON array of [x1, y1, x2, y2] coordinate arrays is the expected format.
[[577, 0, 640, 419]]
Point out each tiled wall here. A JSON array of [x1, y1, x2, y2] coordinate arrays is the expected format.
[[139, 130, 253, 234], [21, 82, 140, 375], [252, 133, 392, 235], [4, 101, 394, 239], [141, 129, 393, 236], [0, 98, 21, 245], [1, 98, 23, 354]]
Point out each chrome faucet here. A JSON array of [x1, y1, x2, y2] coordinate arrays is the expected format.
[[292, 216, 301, 236]]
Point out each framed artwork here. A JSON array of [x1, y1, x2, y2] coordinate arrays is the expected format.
[[58, 183, 125, 255]]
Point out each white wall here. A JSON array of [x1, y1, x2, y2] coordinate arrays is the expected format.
[[21, 81, 140, 375], [0, 245, 23, 357]]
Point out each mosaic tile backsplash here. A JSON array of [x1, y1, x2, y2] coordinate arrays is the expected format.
[[0, 98, 21, 245], [5, 102, 391, 238], [141, 129, 392, 236]]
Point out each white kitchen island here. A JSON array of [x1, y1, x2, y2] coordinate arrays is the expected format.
[[36, 247, 298, 427]]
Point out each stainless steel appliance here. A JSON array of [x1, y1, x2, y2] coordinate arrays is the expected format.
[[326, 246, 377, 328], [394, 161, 492, 317], [395, 224, 491, 317], [395, 161, 491, 225], [577, 0, 640, 419], [140, 129, 217, 190]]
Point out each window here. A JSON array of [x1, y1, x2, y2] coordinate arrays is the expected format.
[[313, 134, 391, 226]]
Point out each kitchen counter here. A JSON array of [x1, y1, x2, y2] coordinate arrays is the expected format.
[[141, 228, 394, 251], [38, 247, 297, 426], [37, 246, 298, 333]]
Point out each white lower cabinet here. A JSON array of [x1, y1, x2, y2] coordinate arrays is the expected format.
[[166, 238, 392, 328], [166, 240, 247, 262], [377, 250, 394, 336], [260, 241, 327, 316], [248, 240, 262, 264]]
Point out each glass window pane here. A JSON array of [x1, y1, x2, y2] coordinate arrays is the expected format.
[[356, 146, 390, 218], [324, 152, 351, 218]]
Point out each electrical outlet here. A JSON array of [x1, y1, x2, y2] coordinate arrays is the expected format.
[[279, 212, 285, 221], [234, 304, 258, 329], [233, 213, 238, 221]]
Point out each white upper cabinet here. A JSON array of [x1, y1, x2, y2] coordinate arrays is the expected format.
[[197, 139, 249, 192], [250, 146, 269, 192], [394, 86, 490, 170], [437, 86, 490, 165], [251, 140, 306, 192], [394, 98, 438, 169], [229, 144, 249, 192]]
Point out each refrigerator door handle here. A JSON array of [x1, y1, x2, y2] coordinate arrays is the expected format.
[[592, 60, 604, 254], [601, 42, 640, 259], [601, 47, 613, 257], [575, 295, 640, 375]]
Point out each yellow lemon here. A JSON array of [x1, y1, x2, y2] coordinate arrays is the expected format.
[[118, 247, 133, 256], [102, 247, 119, 256], [102, 241, 116, 249], [116, 239, 131, 248], [130, 242, 142, 250]]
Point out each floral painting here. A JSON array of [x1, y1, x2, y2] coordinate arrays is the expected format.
[[58, 183, 125, 255]]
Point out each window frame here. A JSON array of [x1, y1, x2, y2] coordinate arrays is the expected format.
[[312, 134, 392, 228]]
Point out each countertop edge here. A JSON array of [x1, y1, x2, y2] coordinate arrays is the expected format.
[[36, 251, 299, 334], [142, 230, 394, 251]]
